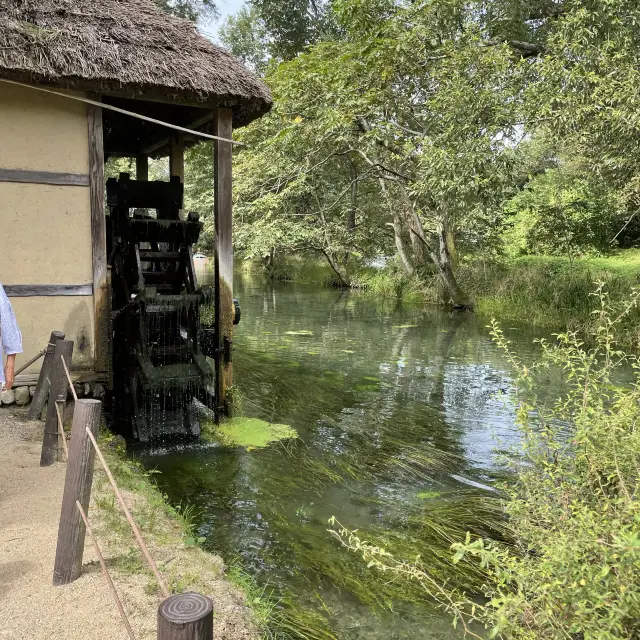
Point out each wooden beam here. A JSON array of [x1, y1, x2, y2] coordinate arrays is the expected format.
[[143, 113, 213, 156], [136, 154, 149, 181], [88, 101, 109, 373], [4, 284, 93, 297], [214, 108, 234, 415], [0, 168, 89, 187], [170, 135, 185, 183]]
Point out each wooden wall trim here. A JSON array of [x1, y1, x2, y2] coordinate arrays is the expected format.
[[88, 101, 109, 373], [0, 168, 90, 187], [5, 284, 93, 297]]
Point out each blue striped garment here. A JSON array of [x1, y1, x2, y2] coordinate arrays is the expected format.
[[0, 284, 23, 383]]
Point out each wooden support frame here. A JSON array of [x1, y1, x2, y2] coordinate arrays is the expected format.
[[214, 108, 234, 416], [170, 135, 185, 183], [136, 154, 149, 181], [88, 100, 109, 373]]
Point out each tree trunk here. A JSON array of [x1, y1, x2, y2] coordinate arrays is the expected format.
[[429, 223, 472, 309], [393, 213, 416, 276], [408, 207, 428, 269], [322, 248, 350, 287]]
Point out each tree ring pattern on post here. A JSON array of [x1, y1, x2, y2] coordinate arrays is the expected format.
[[159, 593, 213, 624]]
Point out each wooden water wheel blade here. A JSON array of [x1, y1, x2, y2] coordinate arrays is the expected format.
[[139, 250, 181, 261]]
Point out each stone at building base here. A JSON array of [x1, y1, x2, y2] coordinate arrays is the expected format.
[[1, 389, 15, 405], [29, 385, 36, 397], [14, 387, 31, 406]]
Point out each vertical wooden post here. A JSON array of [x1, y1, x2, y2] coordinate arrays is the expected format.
[[170, 135, 185, 183], [170, 135, 185, 220], [214, 108, 234, 416], [55, 394, 66, 463], [136, 154, 149, 181], [28, 330, 64, 420], [53, 399, 102, 586], [88, 100, 109, 374], [40, 340, 74, 467], [158, 593, 214, 640]]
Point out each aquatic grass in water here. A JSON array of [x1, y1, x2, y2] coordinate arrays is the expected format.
[[141, 274, 552, 639]]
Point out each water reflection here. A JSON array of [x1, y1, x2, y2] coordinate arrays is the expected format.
[[141, 273, 549, 639]]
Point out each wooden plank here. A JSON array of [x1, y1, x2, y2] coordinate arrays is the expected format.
[[0, 168, 89, 187], [40, 340, 74, 467], [88, 101, 110, 373], [16, 371, 108, 387], [28, 331, 65, 420], [214, 108, 234, 416], [52, 399, 102, 585], [4, 284, 93, 297]]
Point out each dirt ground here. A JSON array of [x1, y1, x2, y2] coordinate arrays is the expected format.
[[0, 407, 258, 640]]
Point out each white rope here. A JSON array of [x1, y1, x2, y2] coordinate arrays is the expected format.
[[0, 78, 242, 146]]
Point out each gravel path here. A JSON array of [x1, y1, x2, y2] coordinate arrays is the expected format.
[[0, 407, 257, 640]]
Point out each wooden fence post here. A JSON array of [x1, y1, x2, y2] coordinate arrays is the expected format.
[[28, 330, 65, 420], [52, 399, 102, 586], [55, 394, 66, 462], [158, 593, 214, 640], [40, 340, 74, 467]]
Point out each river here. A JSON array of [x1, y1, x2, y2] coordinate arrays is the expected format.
[[140, 273, 549, 639]]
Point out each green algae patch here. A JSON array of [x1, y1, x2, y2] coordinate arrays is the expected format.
[[203, 417, 298, 450], [417, 491, 441, 500]]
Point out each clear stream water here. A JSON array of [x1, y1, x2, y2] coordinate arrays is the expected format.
[[139, 272, 552, 639]]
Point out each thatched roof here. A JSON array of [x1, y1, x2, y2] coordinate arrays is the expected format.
[[0, 0, 272, 126]]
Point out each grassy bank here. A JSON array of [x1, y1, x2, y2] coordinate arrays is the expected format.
[[463, 251, 640, 345], [241, 250, 640, 345], [91, 432, 269, 639]]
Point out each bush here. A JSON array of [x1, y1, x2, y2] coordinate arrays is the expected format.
[[503, 169, 625, 257], [332, 286, 640, 639]]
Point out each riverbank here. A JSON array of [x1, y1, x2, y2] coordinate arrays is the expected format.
[[0, 407, 259, 640], [239, 250, 640, 345]]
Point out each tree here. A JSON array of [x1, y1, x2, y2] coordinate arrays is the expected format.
[[154, 0, 217, 22], [219, 6, 270, 74], [228, 0, 529, 306]]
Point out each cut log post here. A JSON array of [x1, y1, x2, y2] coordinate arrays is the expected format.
[[157, 593, 214, 640], [40, 340, 74, 467], [52, 399, 102, 586], [28, 331, 65, 420]]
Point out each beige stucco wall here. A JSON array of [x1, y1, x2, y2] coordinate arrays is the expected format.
[[0, 183, 92, 284], [0, 83, 95, 370], [10, 297, 95, 371], [0, 83, 89, 173]]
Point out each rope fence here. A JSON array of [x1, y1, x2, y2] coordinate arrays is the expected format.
[[41, 350, 213, 639], [75, 500, 137, 640]]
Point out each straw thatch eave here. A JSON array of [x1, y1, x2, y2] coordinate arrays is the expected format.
[[0, 0, 272, 127]]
